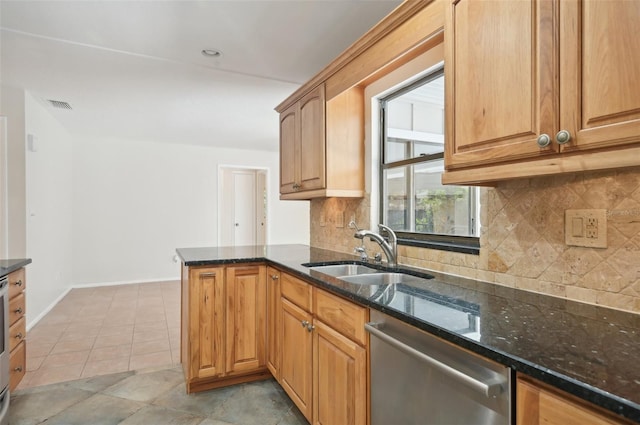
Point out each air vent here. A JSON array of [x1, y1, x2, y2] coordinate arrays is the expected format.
[[47, 100, 73, 110]]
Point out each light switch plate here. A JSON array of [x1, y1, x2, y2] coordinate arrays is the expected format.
[[565, 209, 607, 248]]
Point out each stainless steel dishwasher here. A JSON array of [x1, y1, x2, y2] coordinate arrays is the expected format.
[[366, 310, 512, 425]]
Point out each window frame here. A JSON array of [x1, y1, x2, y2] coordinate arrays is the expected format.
[[378, 67, 480, 255]]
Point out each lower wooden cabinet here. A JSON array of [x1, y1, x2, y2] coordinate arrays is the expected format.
[[8, 268, 27, 391], [517, 375, 633, 425], [278, 271, 368, 425], [266, 267, 281, 380], [280, 297, 314, 420], [313, 320, 366, 425], [181, 263, 269, 393]]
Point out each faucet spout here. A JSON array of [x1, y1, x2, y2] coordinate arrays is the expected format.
[[353, 226, 397, 267]]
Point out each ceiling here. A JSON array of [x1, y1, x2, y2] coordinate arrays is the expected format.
[[0, 1, 402, 151]]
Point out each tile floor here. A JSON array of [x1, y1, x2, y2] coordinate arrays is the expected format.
[[10, 365, 307, 425], [20, 281, 181, 389]]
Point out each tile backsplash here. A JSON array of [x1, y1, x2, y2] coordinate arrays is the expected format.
[[310, 167, 640, 313]]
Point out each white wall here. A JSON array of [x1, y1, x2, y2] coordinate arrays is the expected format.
[[0, 85, 27, 257], [72, 136, 309, 286], [24, 92, 74, 325]]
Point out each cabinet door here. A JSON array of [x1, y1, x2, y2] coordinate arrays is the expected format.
[[445, 0, 558, 169], [225, 265, 266, 374], [266, 267, 281, 379], [559, 0, 640, 153], [313, 320, 367, 425], [280, 298, 313, 422], [517, 378, 626, 425], [298, 85, 326, 191], [188, 267, 225, 380], [280, 104, 298, 194]]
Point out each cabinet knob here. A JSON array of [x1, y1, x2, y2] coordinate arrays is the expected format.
[[536, 134, 551, 148], [13, 366, 23, 373], [292, 183, 301, 190], [306, 323, 315, 333], [270, 274, 279, 280], [15, 333, 23, 340], [555, 130, 572, 145], [14, 280, 23, 287], [14, 307, 23, 314], [301, 320, 309, 328]]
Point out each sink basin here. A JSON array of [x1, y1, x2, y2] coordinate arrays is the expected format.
[[340, 273, 409, 285], [307, 264, 378, 277]]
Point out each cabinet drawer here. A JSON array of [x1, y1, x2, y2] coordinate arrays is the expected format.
[[281, 273, 313, 312], [9, 317, 26, 352], [9, 292, 26, 325], [9, 341, 26, 391], [8, 268, 26, 299], [314, 289, 367, 345]]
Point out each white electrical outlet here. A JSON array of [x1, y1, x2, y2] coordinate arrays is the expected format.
[[565, 209, 607, 248]]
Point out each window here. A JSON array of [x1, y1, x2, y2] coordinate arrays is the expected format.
[[379, 67, 479, 253]]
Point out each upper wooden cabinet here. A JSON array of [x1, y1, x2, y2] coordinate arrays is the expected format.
[[443, 0, 640, 185], [278, 84, 364, 200]]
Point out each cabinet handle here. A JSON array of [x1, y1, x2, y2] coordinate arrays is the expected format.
[[15, 333, 23, 340], [306, 323, 315, 333], [555, 130, 572, 145], [199, 272, 216, 278], [301, 320, 309, 328], [14, 280, 23, 287], [14, 307, 23, 314], [536, 134, 551, 148], [292, 183, 301, 190], [270, 274, 279, 280], [13, 366, 23, 373]]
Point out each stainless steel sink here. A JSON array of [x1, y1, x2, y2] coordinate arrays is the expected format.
[[339, 273, 410, 285], [308, 264, 378, 277]]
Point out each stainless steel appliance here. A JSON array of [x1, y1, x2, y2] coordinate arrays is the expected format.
[[366, 310, 512, 425], [0, 276, 9, 425]]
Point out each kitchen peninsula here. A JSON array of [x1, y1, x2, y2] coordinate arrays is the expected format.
[[177, 244, 640, 424]]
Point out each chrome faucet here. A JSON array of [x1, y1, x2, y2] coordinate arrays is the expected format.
[[353, 224, 398, 267]]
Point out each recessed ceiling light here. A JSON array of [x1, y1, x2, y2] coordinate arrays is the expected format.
[[201, 49, 222, 58]]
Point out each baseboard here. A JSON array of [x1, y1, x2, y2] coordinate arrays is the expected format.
[[26, 277, 180, 331], [71, 277, 180, 289]]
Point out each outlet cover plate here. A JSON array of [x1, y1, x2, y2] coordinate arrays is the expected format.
[[565, 209, 607, 248]]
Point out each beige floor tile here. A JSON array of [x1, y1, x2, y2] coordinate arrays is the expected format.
[[131, 339, 170, 356], [29, 364, 83, 387], [94, 333, 134, 348], [134, 321, 167, 332], [129, 351, 172, 371], [27, 356, 45, 372], [88, 344, 132, 362], [27, 341, 56, 358], [15, 371, 34, 390], [51, 337, 96, 354], [58, 328, 100, 342], [82, 357, 130, 378], [133, 329, 168, 342], [99, 325, 134, 337], [42, 350, 90, 369]]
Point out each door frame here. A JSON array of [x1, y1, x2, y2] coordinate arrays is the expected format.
[[217, 165, 269, 247]]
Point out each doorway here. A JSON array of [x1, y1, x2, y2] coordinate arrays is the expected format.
[[219, 166, 267, 247]]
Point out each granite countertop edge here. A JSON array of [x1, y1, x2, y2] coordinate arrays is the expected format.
[[176, 245, 640, 423], [0, 258, 32, 277]]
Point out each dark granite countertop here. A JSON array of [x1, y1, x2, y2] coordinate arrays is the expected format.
[[176, 244, 640, 423], [0, 258, 32, 277]]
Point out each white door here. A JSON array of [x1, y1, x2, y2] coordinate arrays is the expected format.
[[233, 171, 256, 246], [219, 167, 267, 247]]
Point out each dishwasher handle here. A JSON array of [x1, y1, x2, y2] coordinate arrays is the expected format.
[[365, 322, 505, 398]]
